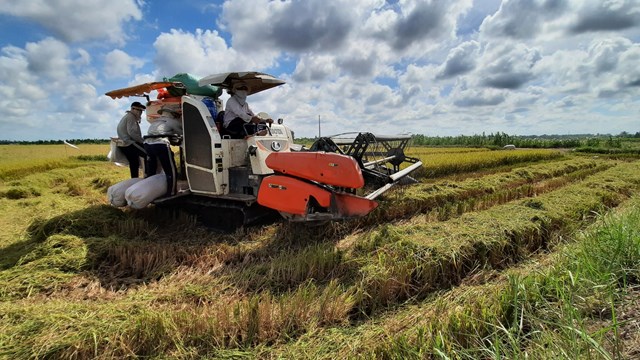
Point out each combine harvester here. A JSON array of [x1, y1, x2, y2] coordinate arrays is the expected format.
[[106, 71, 422, 227]]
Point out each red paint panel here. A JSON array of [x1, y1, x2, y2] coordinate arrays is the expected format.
[[265, 152, 365, 188], [333, 193, 378, 217], [257, 175, 332, 215]]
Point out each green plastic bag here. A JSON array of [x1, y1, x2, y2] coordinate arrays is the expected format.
[[164, 73, 222, 97]]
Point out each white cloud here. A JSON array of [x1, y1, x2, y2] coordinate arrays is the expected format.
[[0, 37, 118, 140], [453, 87, 507, 107], [481, 0, 640, 43], [221, 0, 357, 54], [153, 28, 276, 79], [292, 55, 339, 82], [569, 0, 640, 34], [533, 36, 640, 98], [75, 49, 91, 67], [104, 49, 144, 78], [24, 37, 70, 81], [477, 42, 541, 89], [221, 0, 473, 76], [436, 40, 480, 79], [0, 0, 143, 44]]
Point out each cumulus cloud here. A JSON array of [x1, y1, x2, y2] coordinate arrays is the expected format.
[[0, 37, 73, 112], [367, 0, 472, 54], [23, 37, 70, 80], [481, 0, 573, 40], [533, 48, 588, 93], [104, 49, 144, 78], [221, 0, 354, 53], [482, 0, 640, 42], [478, 42, 541, 89], [456, 0, 501, 35], [0, 0, 143, 44], [292, 55, 338, 82], [453, 87, 506, 107], [390, 1, 447, 50], [570, 1, 640, 34], [0, 37, 116, 139], [587, 37, 640, 96], [534, 36, 640, 98], [335, 48, 378, 78], [74, 49, 91, 67], [153, 28, 278, 78], [223, 0, 471, 61], [436, 40, 479, 79]]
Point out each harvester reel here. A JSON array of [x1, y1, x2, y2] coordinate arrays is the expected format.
[[309, 137, 341, 153]]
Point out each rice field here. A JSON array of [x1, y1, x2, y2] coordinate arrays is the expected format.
[[409, 147, 563, 178], [0, 144, 639, 359], [0, 144, 111, 181]]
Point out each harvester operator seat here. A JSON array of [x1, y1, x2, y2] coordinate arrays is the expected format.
[[214, 111, 252, 139], [214, 110, 227, 136]]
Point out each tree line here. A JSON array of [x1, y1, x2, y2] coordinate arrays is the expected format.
[[2, 131, 639, 148], [410, 131, 640, 148]]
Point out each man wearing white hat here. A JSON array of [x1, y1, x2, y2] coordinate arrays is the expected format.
[[223, 81, 272, 138], [116, 101, 147, 178], [143, 105, 183, 197]]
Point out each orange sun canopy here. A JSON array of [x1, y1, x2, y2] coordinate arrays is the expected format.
[[105, 82, 182, 99]]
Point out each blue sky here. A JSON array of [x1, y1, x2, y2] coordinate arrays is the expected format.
[[1, 0, 640, 141]]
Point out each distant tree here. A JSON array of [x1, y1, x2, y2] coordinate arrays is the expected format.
[[585, 138, 600, 147], [606, 136, 622, 148]]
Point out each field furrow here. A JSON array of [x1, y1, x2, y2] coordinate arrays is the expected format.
[[354, 158, 612, 229]]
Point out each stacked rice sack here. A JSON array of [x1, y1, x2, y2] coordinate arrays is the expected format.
[[107, 178, 142, 207], [107, 174, 167, 209]]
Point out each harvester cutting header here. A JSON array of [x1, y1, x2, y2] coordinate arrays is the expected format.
[[106, 71, 422, 227]]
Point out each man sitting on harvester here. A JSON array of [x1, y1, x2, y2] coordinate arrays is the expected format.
[[223, 81, 273, 139]]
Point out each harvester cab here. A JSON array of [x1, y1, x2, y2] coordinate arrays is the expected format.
[[106, 71, 422, 227]]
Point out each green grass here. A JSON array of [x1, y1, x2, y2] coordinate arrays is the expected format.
[[372, 197, 640, 359], [265, 197, 640, 359]]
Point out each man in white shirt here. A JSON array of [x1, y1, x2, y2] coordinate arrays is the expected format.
[[223, 82, 272, 138], [144, 106, 183, 197]]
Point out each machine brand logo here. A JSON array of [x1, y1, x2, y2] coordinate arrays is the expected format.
[[268, 183, 287, 190], [271, 141, 282, 151]]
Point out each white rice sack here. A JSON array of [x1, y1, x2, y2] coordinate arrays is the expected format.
[[125, 174, 167, 209], [107, 138, 129, 164], [107, 178, 144, 207]]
